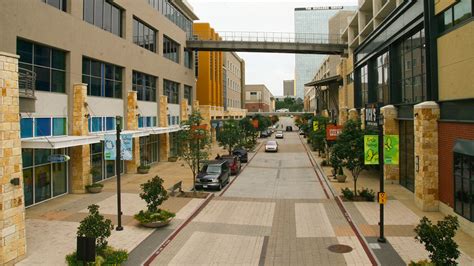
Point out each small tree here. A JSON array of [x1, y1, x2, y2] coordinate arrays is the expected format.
[[239, 117, 258, 149], [77, 204, 114, 251], [176, 111, 211, 189], [332, 120, 365, 195], [217, 119, 241, 155], [414, 215, 460, 265], [140, 176, 168, 213]]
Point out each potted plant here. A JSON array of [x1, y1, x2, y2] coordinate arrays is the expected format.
[[134, 176, 175, 228], [336, 166, 346, 183], [137, 164, 151, 174], [329, 151, 341, 178], [168, 156, 178, 162], [86, 182, 104, 193]]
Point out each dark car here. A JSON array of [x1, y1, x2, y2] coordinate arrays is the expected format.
[[286, 126, 293, 132], [260, 130, 269, 138], [232, 148, 248, 163], [195, 160, 230, 190], [220, 155, 241, 175]]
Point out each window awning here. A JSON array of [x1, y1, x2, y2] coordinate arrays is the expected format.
[[22, 135, 101, 149], [304, 75, 342, 87], [145, 126, 182, 135], [454, 139, 474, 157]]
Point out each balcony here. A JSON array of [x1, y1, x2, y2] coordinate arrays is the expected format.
[[18, 67, 36, 112]]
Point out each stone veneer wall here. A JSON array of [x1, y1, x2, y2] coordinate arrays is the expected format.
[[360, 108, 366, 129], [126, 91, 140, 173], [71, 84, 91, 193], [159, 95, 170, 161], [338, 107, 348, 126], [0, 52, 26, 264], [180, 100, 188, 122], [348, 108, 359, 122], [381, 105, 400, 183], [414, 101, 440, 211]]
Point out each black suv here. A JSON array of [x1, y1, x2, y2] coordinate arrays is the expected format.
[[232, 147, 248, 163], [195, 160, 230, 190], [286, 126, 293, 132]]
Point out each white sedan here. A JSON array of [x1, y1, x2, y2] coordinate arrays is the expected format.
[[275, 131, 284, 139], [265, 140, 278, 152]]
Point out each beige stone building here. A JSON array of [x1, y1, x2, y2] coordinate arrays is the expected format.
[[223, 52, 246, 115], [0, 0, 198, 263], [244, 84, 274, 112]]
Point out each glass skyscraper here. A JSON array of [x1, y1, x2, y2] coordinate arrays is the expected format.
[[294, 6, 354, 99]]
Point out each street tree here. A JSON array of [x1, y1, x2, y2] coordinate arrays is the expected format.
[[239, 117, 258, 149], [332, 120, 365, 196], [217, 119, 241, 155], [176, 111, 211, 190]]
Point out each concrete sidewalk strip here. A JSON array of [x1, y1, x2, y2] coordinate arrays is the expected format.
[[78, 193, 146, 216], [354, 200, 420, 225]]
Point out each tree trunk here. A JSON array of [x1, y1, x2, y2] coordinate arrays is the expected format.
[[353, 176, 357, 196]]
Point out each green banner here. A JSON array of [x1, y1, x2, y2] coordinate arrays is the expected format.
[[313, 121, 319, 131], [384, 135, 399, 165], [364, 135, 379, 165]]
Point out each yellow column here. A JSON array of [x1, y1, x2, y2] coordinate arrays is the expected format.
[[348, 108, 359, 121], [381, 105, 400, 183], [126, 91, 140, 173], [159, 95, 170, 161]]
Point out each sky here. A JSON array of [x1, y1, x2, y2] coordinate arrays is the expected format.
[[187, 0, 357, 96]]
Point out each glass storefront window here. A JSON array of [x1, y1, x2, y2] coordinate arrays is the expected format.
[[34, 164, 52, 203], [22, 149, 33, 167], [90, 142, 124, 182], [53, 118, 67, 136], [35, 149, 51, 165], [454, 153, 474, 221], [23, 168, 34, 206], [35, 118, 52, 137], [21, 118, 34, 138], [438, 0, 473, 33], [52, 162, 67, 196]]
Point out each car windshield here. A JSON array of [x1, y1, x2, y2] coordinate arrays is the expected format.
[[204, 164, 221, 174], [277, 131, 283, 134], [267, 141, 277, 145]]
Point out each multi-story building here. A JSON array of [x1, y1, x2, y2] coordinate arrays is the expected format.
[[337, 0, 474, 236], [283, 80, 295, 96], [0, 0, 198, 263], [294, 6, 355, 100], [223, 52, 245, 113], [244, 84, 274, 112]]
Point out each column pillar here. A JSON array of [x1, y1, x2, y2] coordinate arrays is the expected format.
[[338, 107, 349, 126], [414, 101, 440, 211], [159, 95, 170, 161], [0, 52, 26, 264], [348, 108, 359, 122], [126, 91, 140, 173], [381, 105, 400, 183], [360, 108, 366, 129], [70, 83, 91, 193], [180, 100, 188, 122]]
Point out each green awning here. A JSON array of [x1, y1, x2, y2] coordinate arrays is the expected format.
[[453, 139, 474, 156]]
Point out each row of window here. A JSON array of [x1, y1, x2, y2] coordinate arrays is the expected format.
[[84, 0, 122, 37], [227, 99, 241, 108], [164, 79, 180, 104], [90, 142, 124, 183], [133, 18, 157, 53], [438, 0, 472, 33], [20, 117, 67, 139], [168, 115, 180, 126], [133, 71, 157, 102], [227, 79, 241, 92], [138, 116, 158, 128], [88, 116, 117, 133], [146, 0, 193, 35], [82, 57, 123, 98], [163, 36, 180, 63], [41, 0, 67, 12]]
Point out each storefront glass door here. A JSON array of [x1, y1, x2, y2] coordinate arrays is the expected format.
[[399, 120, 415, 191]]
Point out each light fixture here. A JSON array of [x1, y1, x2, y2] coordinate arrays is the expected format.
[[84, 113, 90, 118]]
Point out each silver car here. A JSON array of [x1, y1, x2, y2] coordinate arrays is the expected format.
[[265, 140, 278, 152]]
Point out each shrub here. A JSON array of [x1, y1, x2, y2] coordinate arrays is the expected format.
[[414, 215, 460, 265], [408, 260, 435, 266], [358, 188, 375, 202], [102, 246, 129, 265], [66, 251, 104, 266], [134, 209, 176, 223], [320, 160, 328, 166], [140, 176, 169, 213], [77, 204, 114, 251], [85, 183, 104, 189], [341, 187, 354, 200]]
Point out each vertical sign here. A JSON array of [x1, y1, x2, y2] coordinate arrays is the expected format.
[[313, 121, 319, 131], [365, 104, 379, 129], [383, 135, 399, 165], [104, 134, 133, 160], [364, 135, 379, 165]]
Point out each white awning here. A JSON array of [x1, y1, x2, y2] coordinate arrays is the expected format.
[[144, 126, 182, 135], [22, 135, 101, 149]]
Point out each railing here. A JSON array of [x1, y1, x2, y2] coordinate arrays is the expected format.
[[189, 31, 345, 45], [18, 67, 35, 98]]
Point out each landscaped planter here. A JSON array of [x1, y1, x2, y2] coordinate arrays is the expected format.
[[87, 186, 103, 193], [140, 217, 173, 228], [168, 156, 178, 162], [336, 175, 347, 183], [137, 167, 150, 174]]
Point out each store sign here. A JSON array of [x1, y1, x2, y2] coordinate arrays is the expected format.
[[104, 134, 133, 161], [365, 104, 379, 129], [326, 125, 343, 141], [252, 119, 259, 129], [364, 135, 379, 165], [48, 154, 70, 163], [384, 135, 399, 165], [313, 121, 319, 131]]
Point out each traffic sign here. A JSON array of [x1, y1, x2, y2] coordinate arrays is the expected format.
[[378, 192, 387, 205]]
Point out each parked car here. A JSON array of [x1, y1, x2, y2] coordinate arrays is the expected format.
[[265, 140, 278, 152], [275, 130, 284, 139], [220, 155, 241, 175], [195, 160, 230, 190], [232, 148, 248, 163], [286, 126, 293, 132], [260, 130, 269, 138]]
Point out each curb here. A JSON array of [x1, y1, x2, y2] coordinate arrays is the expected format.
[[219, 141, 263, 197], [142, 192, 215, 265], [300, 136, 380, 266]]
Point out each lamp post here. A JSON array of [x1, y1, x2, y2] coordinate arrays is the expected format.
[[115, 116, 123, 231], [377, 111, 385, 243]]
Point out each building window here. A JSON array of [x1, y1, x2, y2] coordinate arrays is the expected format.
[[17, 39, 66, 93], [163, 36, 180, 63], [132, 71, 156, 102], [138, 116, 157, 128], [164, 79, 179, 104], [83, 0, 122, 37], [88, 116, 117, 133], [184, 50, 193, 69], [184, 85, 192, 105], [438, 0, 472, 33], [82, 57, 122, 98], [22, 148, 68, 207], [360, 64, 369, 106], [90, 142, 124, 182], [346, 72, 354, 84], [139, 135, 159, 166], [146, 0, 193, 36], [41, 0, 67, 11], [133, 18, 156, 52], [454, 152, 474, 221], [20, 117, 67, 138], [375, 52, 390, 104]]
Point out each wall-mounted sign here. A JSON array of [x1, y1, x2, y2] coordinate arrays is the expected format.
[[104, 134, 133, 161], [365, 104, 379, 129], [326, 125, 343, 141], [384, 135, 399, 165], [313, 121, 319, 131], [48, 154, 70, 163], [364, 135, 379, 165]]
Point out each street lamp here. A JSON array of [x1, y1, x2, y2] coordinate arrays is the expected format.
[[115, 116, 123, 231], [377, 111, 385, 243]]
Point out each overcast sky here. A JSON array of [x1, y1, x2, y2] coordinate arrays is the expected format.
[[187, 0, 357, 96]]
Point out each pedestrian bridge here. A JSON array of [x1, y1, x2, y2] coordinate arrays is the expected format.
[[247, 111, 312, 117], [187, 31, 347, 54]]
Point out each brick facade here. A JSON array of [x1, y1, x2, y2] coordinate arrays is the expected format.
[[245, 103, 269, 112], [438, 122, 474, 207]]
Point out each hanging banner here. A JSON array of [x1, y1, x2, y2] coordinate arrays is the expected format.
[[104, 134, 133, 161], [313, 121, 319, 131], [364, 135, 379, 165], [326, 124, 343, 141], [384, 135, 399, 165]]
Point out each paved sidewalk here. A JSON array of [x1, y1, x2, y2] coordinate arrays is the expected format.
[[310, 146, 474, 265]]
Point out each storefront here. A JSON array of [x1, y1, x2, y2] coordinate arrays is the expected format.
[[139, 135, 160, 165], [169, 132, 179, 157], [90, 142, 124, 183]]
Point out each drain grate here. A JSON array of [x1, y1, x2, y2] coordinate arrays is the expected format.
[[327, 244, 353, 254]]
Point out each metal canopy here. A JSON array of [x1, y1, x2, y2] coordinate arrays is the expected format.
[[454, 139, 474, 157], [305, 75, 342, 87], [22, 135, 101, 149]]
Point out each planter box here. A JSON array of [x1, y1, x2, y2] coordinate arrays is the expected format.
[[87, 186, 103, 193], [168, 157, 178, 162], [141, 218, 173, 228], [336, 175, 347, 183], [137, 168, 150, 174]]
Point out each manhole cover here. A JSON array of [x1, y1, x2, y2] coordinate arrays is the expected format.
[[327, 244, 353, 253]]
